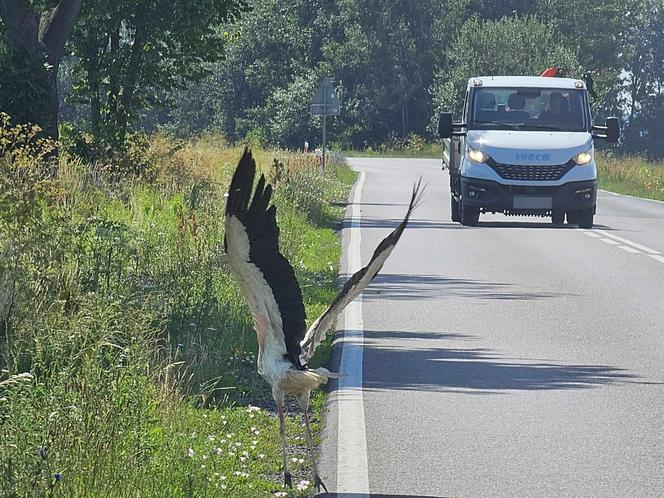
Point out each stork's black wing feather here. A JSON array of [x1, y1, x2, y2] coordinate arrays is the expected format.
[[299, 180, 424, 365], [225, 149, 307, 369]]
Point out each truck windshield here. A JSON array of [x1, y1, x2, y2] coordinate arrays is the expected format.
[[470, 87, 588, 132]]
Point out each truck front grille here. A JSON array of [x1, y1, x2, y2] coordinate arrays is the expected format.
[[487, 159, 576, 181]]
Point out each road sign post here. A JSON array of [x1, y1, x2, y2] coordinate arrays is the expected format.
[[310, 78, 340, 173]]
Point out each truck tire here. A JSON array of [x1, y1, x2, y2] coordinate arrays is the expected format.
[[451, 196, 461, 222], [460, 202, 480, 226], [566, 210, 579, 225], [551, 210, 565, 225], [578, 208, 594, 229]]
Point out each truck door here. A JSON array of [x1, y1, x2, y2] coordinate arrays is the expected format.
[[449, 89, 469, 195]]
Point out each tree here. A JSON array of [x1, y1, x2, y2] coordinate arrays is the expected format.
[[431, 16, 580, 120], [0, 0, 83, 139], [321, 0, 445, 147], [68, 0, 248, 146], [618, 0, 664, 158]]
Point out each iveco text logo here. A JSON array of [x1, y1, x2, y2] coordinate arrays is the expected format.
[[516, 153, 550, 161]]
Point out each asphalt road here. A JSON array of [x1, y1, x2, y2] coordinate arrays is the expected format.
[[318, 157, 664, 498]]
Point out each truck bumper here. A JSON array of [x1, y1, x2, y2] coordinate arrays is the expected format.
[[459, 177, 597, 214]]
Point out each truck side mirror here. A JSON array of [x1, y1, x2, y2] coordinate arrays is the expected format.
[[606, 117, 620, 143], [438, 112, 454, 139]]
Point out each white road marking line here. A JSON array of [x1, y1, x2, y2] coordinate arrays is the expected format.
[[583, 232, 603, 238], [618, 245, 641, 254], [598, 231, 661, 255], [650, 255, 664, 264], [335, 170, 369, 495], [600, 238, 620, 245], [600, 189, 664, 205]]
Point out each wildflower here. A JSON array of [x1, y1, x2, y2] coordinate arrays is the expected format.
[[215, 447, 223, 455], [53, 473, 63, 482], [274, 492, 287, 497], [188, 447, 195, 458], [296, 480, 310, 491], [38, 447, 47, 459]]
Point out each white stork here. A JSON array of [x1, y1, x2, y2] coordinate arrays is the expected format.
[[224, 149, 422, 490]]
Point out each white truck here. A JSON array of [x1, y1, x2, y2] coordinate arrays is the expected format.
[[439, 76, 620, 228]]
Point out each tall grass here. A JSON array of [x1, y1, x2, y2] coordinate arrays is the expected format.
[[0, 114, 354, 497], [596, 151, 664, 201], [342, 132, 441, 158]]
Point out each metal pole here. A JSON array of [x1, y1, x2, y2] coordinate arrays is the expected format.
[[322, 114, 327, 173], [321, 86, 327, 173]]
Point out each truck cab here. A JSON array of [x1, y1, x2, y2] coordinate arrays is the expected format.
[[439, 76, 620, 228]]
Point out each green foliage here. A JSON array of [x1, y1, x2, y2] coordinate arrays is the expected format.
[[431, 15, 580, 119], [617, 0, 664, 159], [6, 0, 664, 156], [0, 118, 354, 495], [67, 0, 249, 145]]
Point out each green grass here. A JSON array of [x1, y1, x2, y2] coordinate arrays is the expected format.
[[597, 151, 664, 201], [0, 116, 356, 497]]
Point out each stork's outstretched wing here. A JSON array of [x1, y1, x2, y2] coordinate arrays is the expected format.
[[224, 149, 307, 369], [299, 181, 424, 366]]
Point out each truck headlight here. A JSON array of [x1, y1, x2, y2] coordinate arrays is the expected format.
[[468, 147, 489, 164], [574, 148, 593, 165]]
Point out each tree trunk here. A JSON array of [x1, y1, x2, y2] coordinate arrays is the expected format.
[[0, 0, 83, 140], [114, 6, 147, 145]]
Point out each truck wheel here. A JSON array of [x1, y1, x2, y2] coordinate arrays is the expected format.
[[578, 208, 594, 229], [551, 210, 565, 225], [460, 202, 480, 226], [451, 196, 461, 222], [566, 210, 579, 225]]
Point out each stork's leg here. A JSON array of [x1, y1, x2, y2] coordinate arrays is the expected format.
[[277, 402, 292, 488], [302, 403, 328, 493]]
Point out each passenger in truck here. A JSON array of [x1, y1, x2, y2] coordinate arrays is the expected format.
[[542, 92, 572, 126], [504, 93, 530, 122]]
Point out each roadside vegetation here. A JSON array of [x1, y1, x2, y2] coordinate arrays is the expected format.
[[0, 113, 355, 497], [597, 153, 664, 202]]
